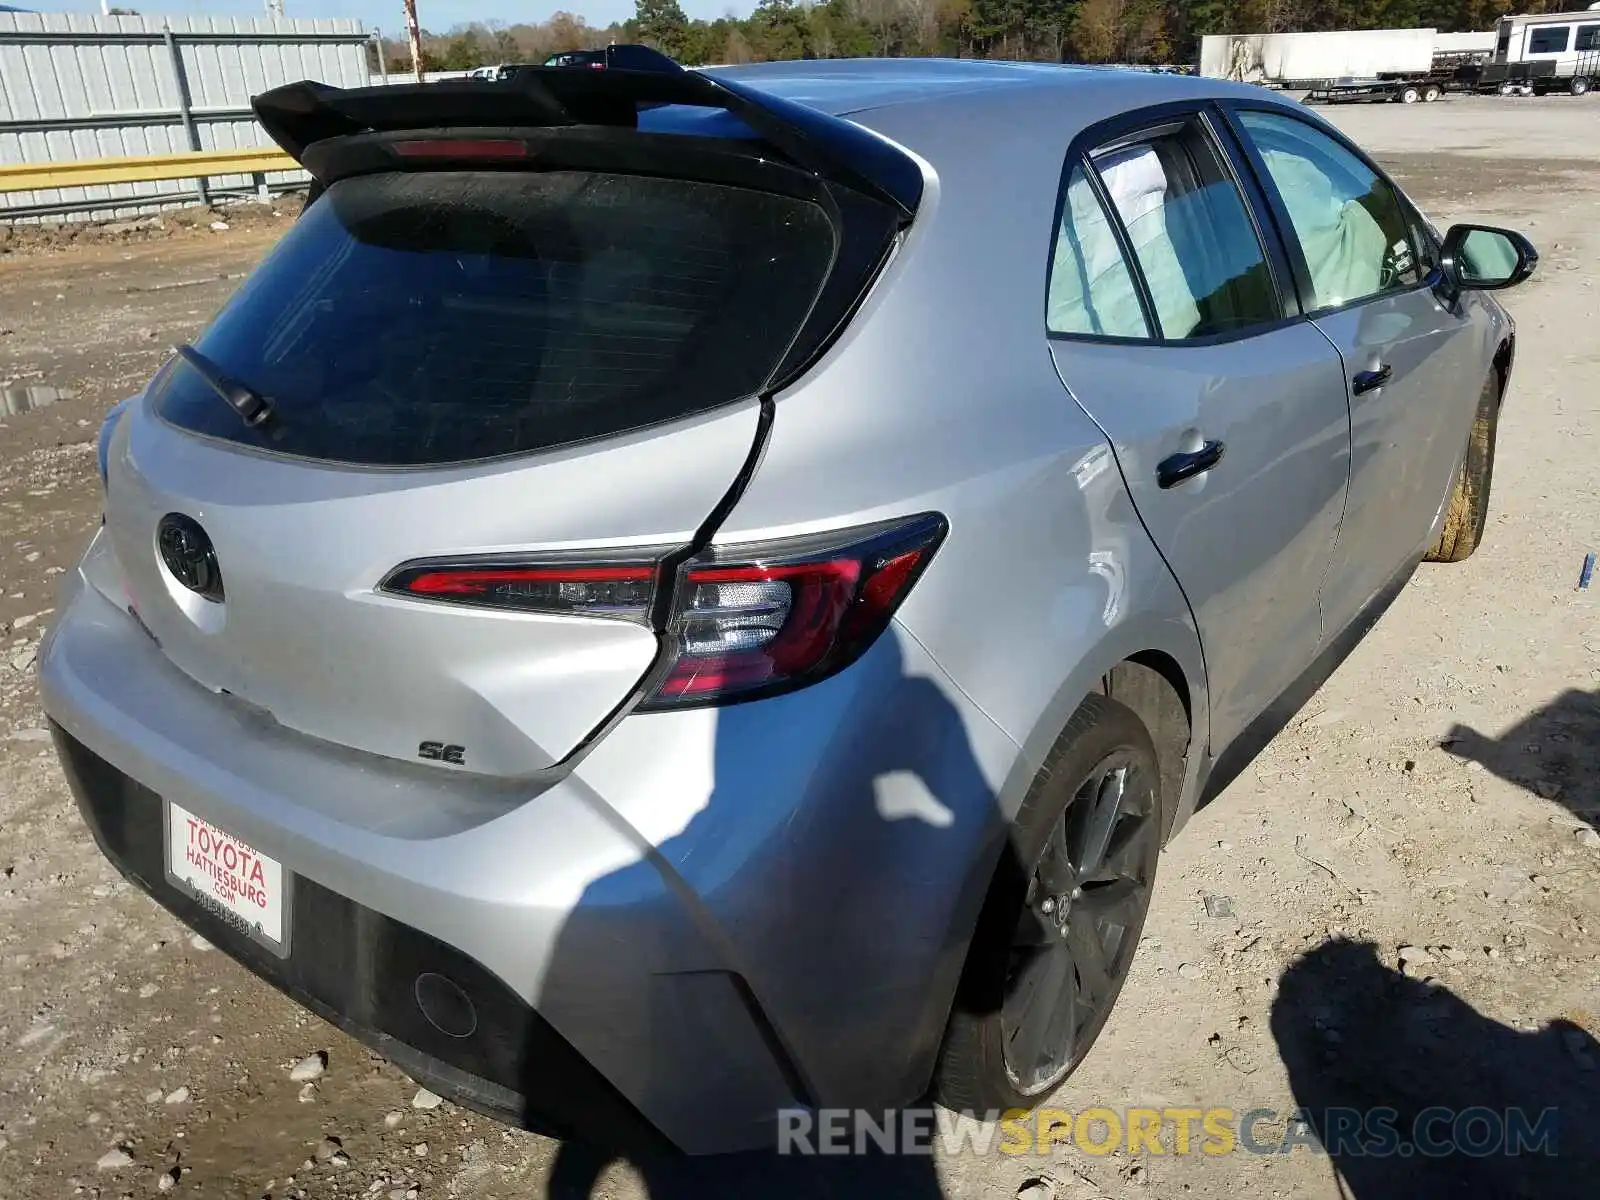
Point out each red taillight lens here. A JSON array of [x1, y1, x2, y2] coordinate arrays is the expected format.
[[641, 513, 947, 709], [381, 559, 659, 622]]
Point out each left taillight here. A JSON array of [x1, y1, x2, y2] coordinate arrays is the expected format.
[[378, 512, 947, 708]]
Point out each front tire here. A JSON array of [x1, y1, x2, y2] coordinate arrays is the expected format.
[[1401, 86, 1422, 104], [934, 694, 1161, 1112], [1425, 373, 1500, 563]]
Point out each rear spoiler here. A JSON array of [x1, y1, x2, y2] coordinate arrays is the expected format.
[[252, 66, 922, 217]]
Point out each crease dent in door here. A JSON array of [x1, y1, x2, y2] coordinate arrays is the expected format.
[[1304, 315, 1357, 644], [1049, 360, 1214, 714]]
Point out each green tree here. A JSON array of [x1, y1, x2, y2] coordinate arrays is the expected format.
[[751, 0, 813, 60], [635, 0, 692, 59], [441, 27, 487, 69]]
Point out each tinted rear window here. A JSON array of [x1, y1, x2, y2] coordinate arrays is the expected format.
[[154, 170, 835, 466]]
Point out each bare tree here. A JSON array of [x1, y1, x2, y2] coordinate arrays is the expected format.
[[899, 0, 940, 56], [850, 0, 903, 55], [724, 26, 757, 62]]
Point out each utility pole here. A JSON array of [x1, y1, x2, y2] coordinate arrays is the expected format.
[[402, 0, 424, 83]]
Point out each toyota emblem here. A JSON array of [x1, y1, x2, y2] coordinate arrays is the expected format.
[[157, 513, 224, 602]]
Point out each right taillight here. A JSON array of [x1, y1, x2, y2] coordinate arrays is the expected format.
[[639, 512, 947, 710]]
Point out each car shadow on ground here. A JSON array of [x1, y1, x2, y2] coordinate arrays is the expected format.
[[1271, 937, 1600, 1198], [1442, 686, 1600, 832]]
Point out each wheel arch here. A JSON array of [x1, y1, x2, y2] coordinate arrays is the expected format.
[[1007, 626, 1207, 845], [1097, 652, 1193, 844]]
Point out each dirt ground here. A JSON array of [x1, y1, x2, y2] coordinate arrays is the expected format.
[[2, 95, 1597, 1200]]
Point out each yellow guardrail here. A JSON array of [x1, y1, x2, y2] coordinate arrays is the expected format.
[[0, 147, 297, 194]]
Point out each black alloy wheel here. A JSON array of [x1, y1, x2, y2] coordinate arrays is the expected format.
[[1000, 747, 1160, 1095]]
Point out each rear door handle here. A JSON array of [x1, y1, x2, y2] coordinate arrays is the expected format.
[[1157, 440, 1226, 489], [1352, 364, 1392, 395]]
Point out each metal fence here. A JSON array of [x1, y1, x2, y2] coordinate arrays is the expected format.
[[0, 11, 374, 222]]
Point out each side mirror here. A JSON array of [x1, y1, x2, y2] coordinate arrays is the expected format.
[[1439, 224, 1539, 295]]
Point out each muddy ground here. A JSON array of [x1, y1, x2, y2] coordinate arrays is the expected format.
[[1, 95, 1597, 1200]]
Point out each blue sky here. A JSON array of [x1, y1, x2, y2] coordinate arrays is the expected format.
[[47, 1, 757, 35]]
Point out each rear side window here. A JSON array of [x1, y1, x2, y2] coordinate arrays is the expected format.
[[154, 171, 835, 466], [1578, 25, 1600, 52], [1091, 122, 1278, 340], [1048, 164, 1149, 339]]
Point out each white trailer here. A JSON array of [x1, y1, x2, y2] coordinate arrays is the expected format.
[[1199, 29, 1437, 87], [1433, 31, 1496, 58]]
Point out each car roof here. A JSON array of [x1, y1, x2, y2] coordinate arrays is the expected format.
[[700, 57, 1236, 119], [693, 58, 1281, 190]]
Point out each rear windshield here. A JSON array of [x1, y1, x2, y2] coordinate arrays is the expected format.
[[154, 170, 835, 466]]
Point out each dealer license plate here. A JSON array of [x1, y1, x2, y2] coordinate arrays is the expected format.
[[165, 802, 288, 955]]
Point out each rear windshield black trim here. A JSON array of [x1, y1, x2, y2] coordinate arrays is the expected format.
[[302, 126, 833, 207]]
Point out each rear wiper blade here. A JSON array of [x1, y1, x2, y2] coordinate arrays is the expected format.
[[173, 344, 279, 433]]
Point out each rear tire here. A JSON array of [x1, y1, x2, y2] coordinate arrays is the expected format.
[[934, 694, 1161, 1113], [1424, 84, 1443, 103], [1425, 373, 1500, 564], [1572, 76, 1592, 97]]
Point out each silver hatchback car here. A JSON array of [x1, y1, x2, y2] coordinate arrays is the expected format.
[[42, 58, 1534, 1155]]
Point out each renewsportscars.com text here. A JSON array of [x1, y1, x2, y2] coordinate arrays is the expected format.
[[776, 1106, 1560, 1158]]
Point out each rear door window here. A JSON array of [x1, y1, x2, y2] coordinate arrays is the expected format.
[[154, 170, 835, 467], [1090, 120, 1279, 340], [1047, 114, 1280, 342]]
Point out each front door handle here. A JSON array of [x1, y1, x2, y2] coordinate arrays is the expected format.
[[1352, 364, 1392, 395], [1157, 440, 1226, 489]]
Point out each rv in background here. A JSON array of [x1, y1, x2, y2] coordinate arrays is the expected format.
[[1485, 7, 1600, 95]]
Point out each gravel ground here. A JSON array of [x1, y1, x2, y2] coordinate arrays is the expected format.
[[1, 95, 1597, 1200]]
